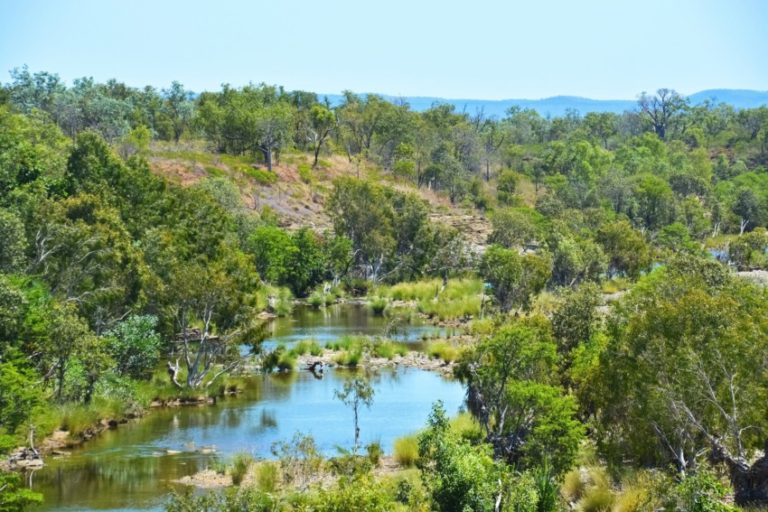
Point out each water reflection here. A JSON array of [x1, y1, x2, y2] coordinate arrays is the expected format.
[[32, 367, 464, 511], [247, 304, 450, 354]]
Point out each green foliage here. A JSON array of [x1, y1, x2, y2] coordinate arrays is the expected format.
[[456, 317, 584, 474], [592, 257, 768, 494], [105, 315, 161, 379], [482, 245, 552, 312], [0, 362, 42, 436], [0, 471, 43, 512]]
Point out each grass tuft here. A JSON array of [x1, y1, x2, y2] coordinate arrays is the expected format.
[[393, 435, 419, 467]]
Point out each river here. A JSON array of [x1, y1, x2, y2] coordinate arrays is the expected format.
[[30, 306, 465, 511]]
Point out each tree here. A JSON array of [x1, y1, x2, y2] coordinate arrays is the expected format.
[[254, 101, 293, 171], [551, 283, 602, 360], [593, 258, 768, 505], [0, 362, 42, 435], [161, 81, 193, 143], [417, 402, 507, 512], [481, 245, 551, 312], [455, 319, 584, 474], [596, 220, 652, 278], [584, 112, 617, 149], [638, 89, 688, 140], [166, 250, 259, 389], [105, 315, 162, 380], [731, 188, 762, 234], [308, 104, 335, 168], [0, 209, 26, 272], [335, 376, 374, 452]]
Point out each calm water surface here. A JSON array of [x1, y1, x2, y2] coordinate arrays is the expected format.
[[31, 306, 464, 511]]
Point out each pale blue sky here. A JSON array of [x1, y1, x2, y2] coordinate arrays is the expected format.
[[1, 0, 766, 99]]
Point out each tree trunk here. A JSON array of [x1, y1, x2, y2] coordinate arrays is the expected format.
[[713, 440, 768, 505], [313, 143, 321, 169]]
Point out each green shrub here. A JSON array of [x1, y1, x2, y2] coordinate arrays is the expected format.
[[579, 487, 614, 512], [241, 165, 278, 184], [393, 435, 419, 467], [333, 350, 362, 367]]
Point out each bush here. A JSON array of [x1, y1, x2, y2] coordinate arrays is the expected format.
[[105, 315, 162, 380], [333, 350, 362, 367], [393, 435, 419, 467]]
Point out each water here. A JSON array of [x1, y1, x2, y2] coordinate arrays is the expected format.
[[250, 304, 450, 353], [30, 306, 465, 511]]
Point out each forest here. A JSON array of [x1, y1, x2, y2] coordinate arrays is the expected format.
[[0, 65, 768, 511]]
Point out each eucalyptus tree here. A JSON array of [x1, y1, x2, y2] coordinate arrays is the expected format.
[[593, 257, 768, 505]]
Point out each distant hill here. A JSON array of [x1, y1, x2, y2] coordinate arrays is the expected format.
[[323, 89, 768, 118]]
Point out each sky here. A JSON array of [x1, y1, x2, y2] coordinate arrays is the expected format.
[[1, 0, 766, 100]]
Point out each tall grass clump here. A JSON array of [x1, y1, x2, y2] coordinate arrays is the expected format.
[[368, 296, 388, 316], [276, 352, 297, 372], [427, 341, 459, 363], [371, 340, 408, 360], [256, 462, 279, 492], [449, 412, 483, 443], [393, 435, 419, 467], [333, 349, 362, 367], [230, 452, 254, 485], [289, 339, 323, 357]]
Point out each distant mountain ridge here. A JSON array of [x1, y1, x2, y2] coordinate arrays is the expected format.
[[324, 89, 768, 118]]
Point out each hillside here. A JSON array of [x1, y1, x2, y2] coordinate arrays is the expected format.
[[147, 143, 494, 250]]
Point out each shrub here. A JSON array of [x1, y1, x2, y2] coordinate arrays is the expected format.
[[333, 350, 362, 367], [393, 435, 419, 467]]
